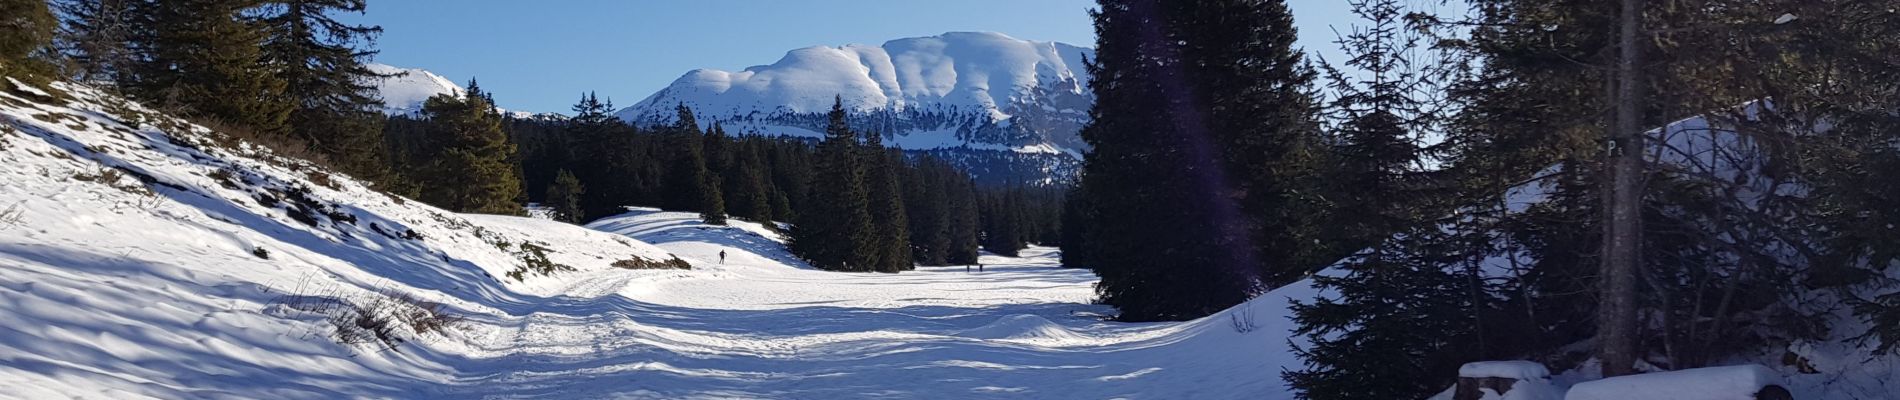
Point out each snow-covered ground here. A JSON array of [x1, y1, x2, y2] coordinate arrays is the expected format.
[[0, 82, 1306, 398], [8, 80, 1889, 399]]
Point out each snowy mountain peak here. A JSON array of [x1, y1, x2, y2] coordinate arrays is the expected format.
[[367, 63, 541, 119], [632, 31, 1090, 116], [615, 32, 1095, 185], [366, 63, 463, 116]]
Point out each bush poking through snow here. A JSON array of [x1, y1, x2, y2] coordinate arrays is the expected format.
[[72, 166, 152, 196], [611, 256, 692, 270], [505, 242, 574, 281], [266, 279, 463, 353], [251, 247, 270, 259]]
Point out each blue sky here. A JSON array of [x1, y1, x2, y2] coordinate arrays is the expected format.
[[346, 1, 1366, 114]]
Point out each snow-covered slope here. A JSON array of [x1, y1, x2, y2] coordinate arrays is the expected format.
[[366, 63, 543, 119], [618, 32, 1094, 185], [0, 79, 1290, 398]]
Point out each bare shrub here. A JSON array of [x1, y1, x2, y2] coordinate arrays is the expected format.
[[73, 166, 152, 196], [265, 277, 463, 354]]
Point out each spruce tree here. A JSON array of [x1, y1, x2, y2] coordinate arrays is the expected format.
[[863, 131, 912, 272], [545, 169, 584, 223], [663, 104, 713, 213], [53, 0, 142, 82], [416, 91, 522, 215], [944, 176, 982, 266], [698, 122, 728, 225], [1317, 0, 1435, 249], [258, 0, 394, 184], [1071, 0, 1324, 321], [136, 0, 293, 137], [727, 139, 773, 223], [789, 97, 875, 271]]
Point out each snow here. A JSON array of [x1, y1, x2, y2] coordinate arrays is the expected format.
[[1565, 365, 1782, 400], [366, 63, 542, 118], [366, 63, 464, 116], [1463, 361, 1554, 380], [613, 32, 1094, 160], [0, 82, 1320, 398], [621, 32, 1092, 116], [4, 77, 50, 97], [7, 79, 1886, 398]]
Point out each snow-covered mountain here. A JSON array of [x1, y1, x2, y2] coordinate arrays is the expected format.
[[367, 63, 544, 119], [616, 32, 1095, 185]]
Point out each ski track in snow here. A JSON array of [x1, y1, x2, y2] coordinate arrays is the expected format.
[[0, 82, 1302, 399]]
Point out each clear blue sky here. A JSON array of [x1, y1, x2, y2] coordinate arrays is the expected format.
[[345, 1, 1373, 114]]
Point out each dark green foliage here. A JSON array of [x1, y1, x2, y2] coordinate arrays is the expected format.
[[697, 122, 728, 225], [258, 0, 394, 186], [53, 0, 140, 82], [0, 0, 56, 77], [1292, 0, 1900, 395], [789, 98, 877, 271], [1069, 0, 1326, 322], [863, 131, 911, 272], [1286, 227, 1491, 400], [612, 256, 692, 270], [978, 186, 1065, 257], [544, 169, 583, 223], [134, 0, 294, 137], [415, 91, 522, 215]]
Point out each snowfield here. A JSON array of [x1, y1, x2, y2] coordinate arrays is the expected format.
[[0, 82, 1307, 399], [6, 81, 1889, 399]]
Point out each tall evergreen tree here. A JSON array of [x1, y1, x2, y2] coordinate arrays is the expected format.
[[51, 0, 140, 82], [726, 138, 773, 223], [1316, 0, 1436, 249], [136, 0, 293, 136], [1070, 0, 1324, 321], [544, 169, 584, 223], [697, 122, 728, 225], [863, 131, 912, 272], [258, 0, 393, 184], [789, 97, 876, 271], [416, 91, 522, 215]]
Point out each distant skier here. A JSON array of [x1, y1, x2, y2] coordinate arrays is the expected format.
[[719, 250, 727, 264], [978, 262, 983, 272]]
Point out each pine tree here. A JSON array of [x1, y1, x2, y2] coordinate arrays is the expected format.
[[136, 0, 293, 137], [1317, 0, 1435, 250], [663, 104, 713, 213], [944, 176, 982, 266], [726, 139, 773, 223], [698, 122, 728, 225], [416, 91, 522, 215], [789, 97, 875, 272], [52, 0, 140, 82], [258, 0, 394, 185], [863, 131, 912, 272], [1070, 0, 1324, 321], [545, 169, 584, 223]]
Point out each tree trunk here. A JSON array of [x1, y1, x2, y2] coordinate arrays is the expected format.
[[1599, 0, 1645, 378]]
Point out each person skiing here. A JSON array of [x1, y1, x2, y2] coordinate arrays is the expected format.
[[719, 250, 727, 264]]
